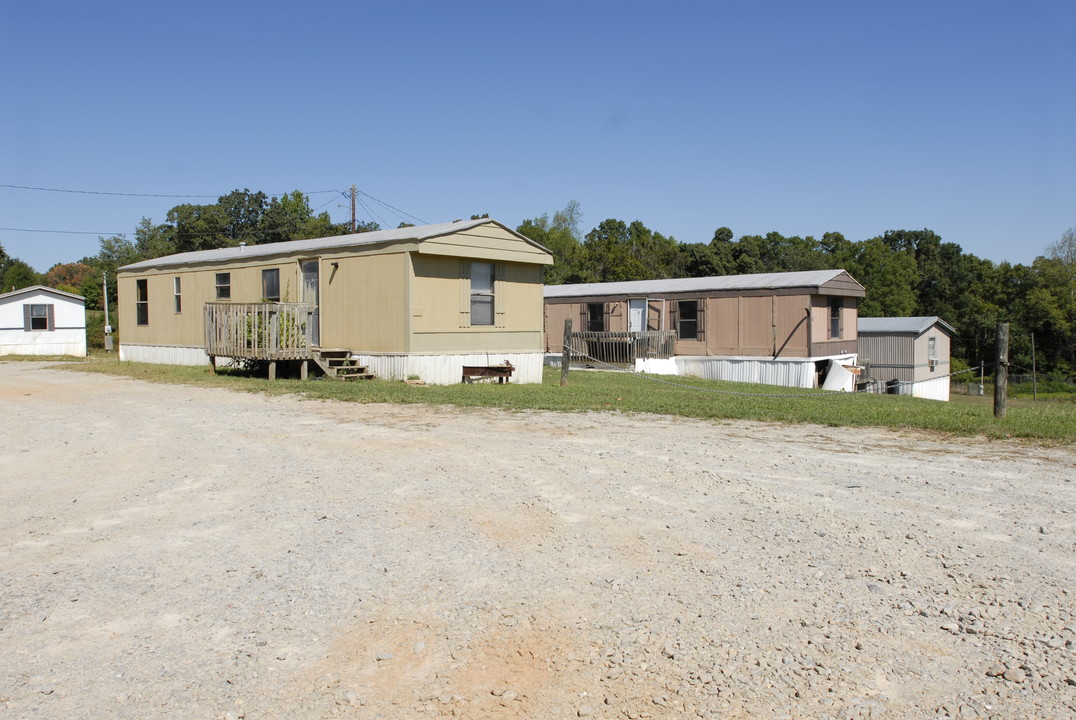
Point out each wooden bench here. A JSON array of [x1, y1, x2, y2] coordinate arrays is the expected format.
[[462, 363, 515, 384]]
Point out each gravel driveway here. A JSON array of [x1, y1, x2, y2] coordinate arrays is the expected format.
[[1, 362, 1073, 720]]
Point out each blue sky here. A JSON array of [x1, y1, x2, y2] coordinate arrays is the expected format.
[[2, 1, 1073, 273]]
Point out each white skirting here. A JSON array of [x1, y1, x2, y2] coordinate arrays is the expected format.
[[0, 341, 87, 357], [352, 352, 545, 385], [911, 375, 950, 401], [120, 344, 213, 366], [675, 354, 858, 390], [1, 328, 86, 357], [120, 344, 546, 384]]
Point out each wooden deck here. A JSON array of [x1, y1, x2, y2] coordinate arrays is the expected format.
[[204, 302, 316, 361]]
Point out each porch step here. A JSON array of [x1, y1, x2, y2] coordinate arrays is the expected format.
[[311, 349, 376, 381]]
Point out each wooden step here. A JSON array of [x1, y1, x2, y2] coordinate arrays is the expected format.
[[311, 349, 376, 381]]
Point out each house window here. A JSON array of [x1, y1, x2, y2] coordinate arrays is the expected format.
[[470, 262, 494, 326], [262, 269, 280, 302], [215, 273, 231, 300], [829, 298, 842, 339], [677, 300, 698, 340], [136, 279, 149, 325], [27, 304, 51, 331], [586, 303, 605, 332], [928, 336, 937, 371], [173, 277, 182, 313]]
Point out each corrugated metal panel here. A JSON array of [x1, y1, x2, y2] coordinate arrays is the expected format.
[[675, 356, 820, 389], [353, 352, 544, 385], [544, 270, 858, 299], [859, 335, 913, 371]]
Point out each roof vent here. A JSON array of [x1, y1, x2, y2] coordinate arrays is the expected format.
[[239, 242, 246, 250]]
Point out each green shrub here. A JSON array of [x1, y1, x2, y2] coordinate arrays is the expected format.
[[85, 310, 118, 350]]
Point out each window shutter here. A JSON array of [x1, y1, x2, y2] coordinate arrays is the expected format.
[[23, 304, 31, 331], [603, 302, 612, 331], [47, 304, 55, 331], [695, 299, 705, 342], [669, 301, 679, 335], [459, 261, 471, 327], [494, 263, 506, 328], [579, 303, 587, 329]]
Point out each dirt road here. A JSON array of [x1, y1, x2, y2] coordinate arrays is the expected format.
[[1, 362, 1073, 719]]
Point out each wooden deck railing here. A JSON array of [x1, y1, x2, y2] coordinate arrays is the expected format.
[[204, 302, 315, 361], [567, 330, 677, 366]]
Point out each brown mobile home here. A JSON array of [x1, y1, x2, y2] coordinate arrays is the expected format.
[[544, 270, 866, 388], [117, 219, 553, 384]]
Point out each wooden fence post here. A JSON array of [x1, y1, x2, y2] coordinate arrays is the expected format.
[[994, 322, 1008, 418], [560, 317, 572, 387]]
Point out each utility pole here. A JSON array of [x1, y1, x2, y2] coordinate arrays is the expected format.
[[994, 322, 1008, 418], [351, 184, 357, 233], [102, 272, 113, 352]]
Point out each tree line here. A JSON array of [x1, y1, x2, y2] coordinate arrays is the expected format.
[[517, 201, 1074, 378], [1, 192, 1071, 377]]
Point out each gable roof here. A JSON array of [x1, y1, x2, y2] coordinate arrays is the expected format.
[[0, 285, 85, 303], [118, 218, 551, 272], [544, 269, 864, 299], [858, 316, 955, 335]]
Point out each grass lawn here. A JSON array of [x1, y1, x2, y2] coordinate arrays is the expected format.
[[38, 353, 1076, 445]]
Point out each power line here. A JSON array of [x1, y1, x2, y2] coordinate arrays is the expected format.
[[357, 190, 428, 225], [1, 226, 126, 236], [356, 196, 388, 229], [0, 183, 338, 198]]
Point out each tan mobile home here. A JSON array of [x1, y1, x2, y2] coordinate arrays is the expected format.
[[544, 270, 866, 389], [117, 219, 553, 384], [857, 316, 955, 401]]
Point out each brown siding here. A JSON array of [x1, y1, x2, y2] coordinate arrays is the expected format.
[[546, 290, 830, 358], [819, 273, 868, 297]]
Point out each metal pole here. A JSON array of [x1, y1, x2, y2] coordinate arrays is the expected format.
[[994, 322, 1008, 418]]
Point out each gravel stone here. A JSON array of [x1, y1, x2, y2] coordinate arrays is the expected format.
[[1, 362, 1073, 720]]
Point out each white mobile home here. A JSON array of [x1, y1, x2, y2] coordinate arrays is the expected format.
[[0, 285, 87, 357]]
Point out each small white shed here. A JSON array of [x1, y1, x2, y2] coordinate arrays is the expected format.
[[0, 285, 87, 357]]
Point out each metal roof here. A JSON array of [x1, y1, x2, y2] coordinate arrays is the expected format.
[[118, 218, 547, 272], [543, 269, 859, 298], [857, 316, 955, 335], [0, 284, 85, 302]]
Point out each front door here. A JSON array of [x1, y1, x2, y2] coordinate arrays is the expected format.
[[628, 298, 646, 332], [301, 260, 320, 347]]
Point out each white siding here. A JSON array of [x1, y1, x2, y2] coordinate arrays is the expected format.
[[0, 289, 86, 357]]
